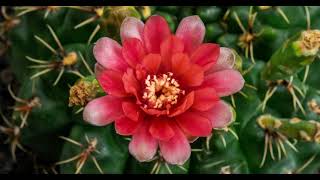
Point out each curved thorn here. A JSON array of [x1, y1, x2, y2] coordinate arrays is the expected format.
[[302, 65, 310, 84], [269, 136, 275, 160], [31, 79, 36, 95], [53, 67, 65, 86], [91, 156, 104, 174], [249, 6, 253, 18], [28, 64, 54, 69], [289, 76, 294, 86], [1, 7, 10, 20], [34, 35, 57, 55], [30, 68, 53, 79], [87, 24, 101, 45], [245, 83, 258, 90], [16, 142, 26, 152], [275, 138, 282, 160], [219, 134, 227, 148], [75, 107, 84, 114], [231, 95, 236, 108], [228, 128, 239, 140], [20, 111, 29, 128], [59, 136, 83, 147], [64, 6, 93, 12], [165, 163, 173, 174], [78, 52, 94, 75], [239, 91, 248, 98], [0, 111, 13, 127], [245, 46, 249, 58], [223, 9, 231, 21], [296, 154, 317, 173], [177, 165, 188, 172], [304, 6, 311, 30], [75, 158, 86, 174], [25, 56, 50, 64], [276, 7, 290, 24], [259, 134, 269, 168], [285, 139, 299, 153], [16, 7, 38, 17], [67, 70, 85, 79], [293, 85, 305, 98], [233, 11, 246, 33], [191, 149, 203, 152], [250, 12, 258, 28], [47, 24, 64, 52], [242, 63, 255, 76], [250, 42, 255, 64], [202, 160, 225, 169], [74, 16, 97, 29], [8, 84, 27, 103], [155, 162, 161, 174], [10, 143, 17, 162], [278, 138, 287, 157], [150, 161, 159, 174], [206, 134, 212, 151], [44, 9, 50, 19], [51, 167, 58, 174], [290, 88, 306, 115]]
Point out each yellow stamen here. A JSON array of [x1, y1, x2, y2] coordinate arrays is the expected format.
[[143, 73, 184, 109]]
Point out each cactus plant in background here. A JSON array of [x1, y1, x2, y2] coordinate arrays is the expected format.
[[1, 6, 320, 174]]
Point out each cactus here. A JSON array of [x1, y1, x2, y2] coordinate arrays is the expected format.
[[1, 6, 320, 174]]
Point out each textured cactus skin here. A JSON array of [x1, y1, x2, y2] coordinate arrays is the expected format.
[[3, 6, 320, 174]]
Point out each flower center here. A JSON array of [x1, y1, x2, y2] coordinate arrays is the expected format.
[[143, 72, 185, 109]]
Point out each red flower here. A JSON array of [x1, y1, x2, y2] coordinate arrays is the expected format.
[[83, 15, 244, 165]]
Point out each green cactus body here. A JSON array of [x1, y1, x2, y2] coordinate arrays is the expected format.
[[262, 30, 320, 80], [3, 6, 320, 174]]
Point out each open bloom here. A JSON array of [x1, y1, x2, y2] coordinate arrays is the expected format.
[[83, 15, 244, 165]]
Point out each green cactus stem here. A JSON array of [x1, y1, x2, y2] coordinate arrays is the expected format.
[[262, 29, 320, 80], [257, 114, 320, 143]]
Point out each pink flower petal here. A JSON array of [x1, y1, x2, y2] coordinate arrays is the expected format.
[[122, 101, 140, 122], [208, 47, 236, 73], [83, 96, 123, 126], [190, 43, 220, 71], [142, 53, 161, 74], [192, 88, 220, 111], [201, 100, 233, 128], [120, 17, 144, 43], [169, 91, 194, 117], [115, 115, 140, 136], [159, 122, 191, 165], [143, 15, 171, 53], [135, 64, 148, 81], [122, 38, 146, 68], [122, 68, 141, 101], [160, 35, 184, 72], [129, 120, 158, 162], [171, 53, 191, 77], [93, 37, 128, 72], [94, 63, 105, 78], [140, 107, 167, 116], [149, 117, 175, 141], [202, 69, 245, 97], [176, 15, 205, 55], [176, 111, 212, 137], [179, 64, 204, 87], [98, 69, 127, 97]]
